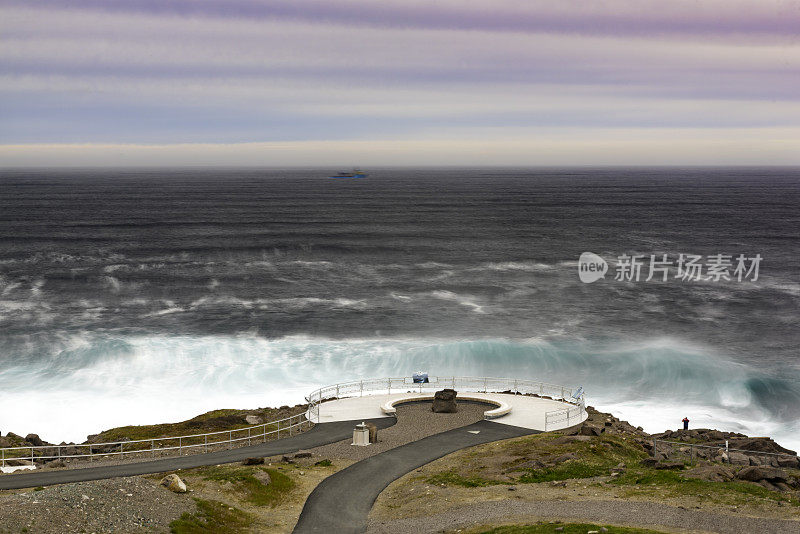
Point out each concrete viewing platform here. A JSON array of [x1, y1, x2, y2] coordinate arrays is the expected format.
[[307, 390, 586, 432]]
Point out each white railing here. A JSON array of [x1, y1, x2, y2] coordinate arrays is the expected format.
[[1, 376, 586, 468], [305, 376, 585, 431], [1, 412, 310, 467]]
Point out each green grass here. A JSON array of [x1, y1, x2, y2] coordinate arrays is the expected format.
[[515, 434, 647, 484], [314, 459, 332, 467], [611, 469, 800, 506], [426, 470, 506, 488], [199, 466, 295, 507], [169, 498, 252, 534], [470, 522, 669, 534]]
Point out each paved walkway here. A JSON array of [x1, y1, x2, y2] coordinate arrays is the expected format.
[[0, 418, 395, 490], [292, 420, 537, 534]]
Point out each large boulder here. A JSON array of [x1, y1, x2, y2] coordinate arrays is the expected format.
[[684, 465, 735, 482], [735, 466, 790, 483], [24, 434, 45, 447], [160, 474, 187, 493], [242, 457, 264, 466], [431, 389, 458, 413], [245, 415, 263, 425]]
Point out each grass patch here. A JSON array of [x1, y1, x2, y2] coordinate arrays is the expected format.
[[199, 465, 295, 507], [91, 405, 305, 445], [169, 498, 252, 534], [611, 469, 800, 506], [515, 434, 647, 484], [427, 470, 506, 488], [314, 459, 332, 467], [469, 522, 669, 534]]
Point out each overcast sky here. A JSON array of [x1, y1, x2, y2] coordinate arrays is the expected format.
[[1, 0, 799, 166]]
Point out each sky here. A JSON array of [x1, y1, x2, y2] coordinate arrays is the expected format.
[[1, 0, 799, 166]]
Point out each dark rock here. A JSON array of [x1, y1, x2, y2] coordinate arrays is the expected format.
[[431, 389, 458, 413], [3, 459, 33, 467], [552, 453, 577, 464], [242, 457, 265, 466], [684, 465, 735, 482], [776, 456, 800, 469], [736, 466, 789, 483], [281, 455, 295, 464], [579, 424, 603, 436], [654, 461, 685, 470], [294, 452, 312, 459], [6, 432, 23, 441], [728, 451, 750, 465], [729, 438, 796, 456], [640, 458, 659, 467], [24, 434, 45, 446]]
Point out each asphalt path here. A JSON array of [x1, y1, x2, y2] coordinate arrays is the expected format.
[[292, 420, 537, 534], [0, 417, 395, 490]]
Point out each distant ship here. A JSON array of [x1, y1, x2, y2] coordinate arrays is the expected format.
[[329, 169, 368, 178]]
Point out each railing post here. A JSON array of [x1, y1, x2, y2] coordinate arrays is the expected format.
[[89, 444, 93, 462], [205, 435, 208, 453], [120, 442, 124, 457], [248, 427, 251, 446], [179, 437, 182, 455], [58, 445, 61, 461], [152, 440, 155, 458], [1, 448, 4, 468], [229, 430, 232, 449]]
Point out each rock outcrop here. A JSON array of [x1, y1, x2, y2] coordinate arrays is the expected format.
[[431, 389, 458, 413]]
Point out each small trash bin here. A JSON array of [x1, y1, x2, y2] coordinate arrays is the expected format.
[[352, 422, 370, 446]]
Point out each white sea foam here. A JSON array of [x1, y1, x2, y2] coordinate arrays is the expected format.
[[429, 290, 485, 313], [0, 334, 797, 449]]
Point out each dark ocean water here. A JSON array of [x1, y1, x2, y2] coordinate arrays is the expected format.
[[1, 168, 799, 445]]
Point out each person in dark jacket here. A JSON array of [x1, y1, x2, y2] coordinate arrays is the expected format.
[[682, 417, 690, 430]]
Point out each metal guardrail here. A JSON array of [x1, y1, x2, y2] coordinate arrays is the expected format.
[[304, 376, 586, 431], [653, 438, 799, 466], [1, 376, 586, 468], [1, 412, 310, 467]]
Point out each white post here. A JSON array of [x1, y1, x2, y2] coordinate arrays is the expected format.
[[179, 437, 182, 455], [205, 435, 208, 453]]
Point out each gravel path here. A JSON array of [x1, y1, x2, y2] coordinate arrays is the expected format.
[[306, 401, 488, 462], [366, 499, 800, 534], [0, 476, 192, 534]]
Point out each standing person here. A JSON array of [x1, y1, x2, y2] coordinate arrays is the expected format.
[[682, 417, 689, 430]]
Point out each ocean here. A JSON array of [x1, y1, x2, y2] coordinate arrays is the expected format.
[[1, 168, 799, 448]]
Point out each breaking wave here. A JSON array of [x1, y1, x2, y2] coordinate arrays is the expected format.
[[0, 334, 798, 447]]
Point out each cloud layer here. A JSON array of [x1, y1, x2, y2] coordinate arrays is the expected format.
[[1, 1, 799, 165]]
